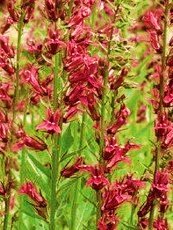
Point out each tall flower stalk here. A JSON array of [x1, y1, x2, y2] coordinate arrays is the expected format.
[[3, 8, 25, 230], [148, 1, 169, 229], [50, 53, 61, 230]]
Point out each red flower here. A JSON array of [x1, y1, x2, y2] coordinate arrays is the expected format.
[[36, 109, 61, 134], [138, 171, 169, 218], [45, 28, 66, 55], [0, 35, 15, 75], [107, 104, 130, 135], [0, 83, 12, 108], [143, 10, 162, 31], [102, 176, 144, 212], [27, 39, 43, 56], [109, 68, 128, 91], [155, 114, 173, 148], [22, 0, 35, 23], [7, 0, 19, 22], [63, 106, 80, 123], [0, 35, 15, 58], [0, 110, 10, 143], [45, 0, 58, 21], [153, 218, 169, 230], [61, 157, 84, 178], [68, 6, 91, 27], [104, 139, 140, 171], [0, 182, 5, 196], [19, 182, 46, 207], [12, 129, 47, 152], [148, 30, 160, 50], [98, 211, 119, 230], [152, 171, 169, 194], [84, 165, 109, 190]]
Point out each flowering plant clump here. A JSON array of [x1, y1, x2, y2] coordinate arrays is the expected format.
[[0, 0, 173, 229]]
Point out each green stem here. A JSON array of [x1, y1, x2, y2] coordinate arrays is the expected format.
[[18, 94, 29, 228], [70, 113, 86, 230], [49, 53, 61, 230]]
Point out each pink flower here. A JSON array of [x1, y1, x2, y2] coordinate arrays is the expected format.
[[19, 182, 46, 207], [36, 109, 61, 134]]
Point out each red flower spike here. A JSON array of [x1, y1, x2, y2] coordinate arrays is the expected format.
[[19, 182, 46, 207], [61, 157, 84, 178], [36, 109, 61, 134]]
